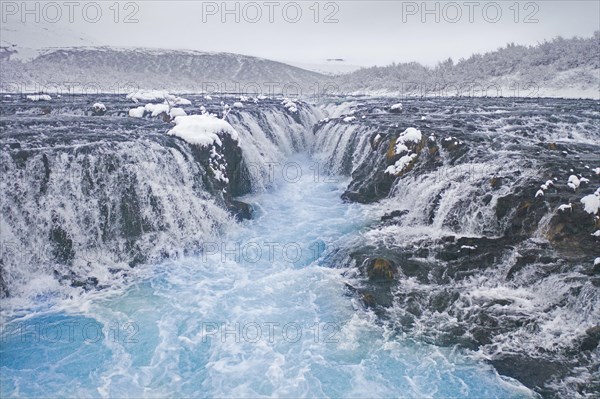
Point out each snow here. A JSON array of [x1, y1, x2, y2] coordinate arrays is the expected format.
[[127, 90, 191, 106], [169, 107, 187, 117], [174, 97, 192, 106], [127, 90, 169, 103], [92, 102, 106, 111], [204, 95, 213, 100], [567, 175, 580, 191], [591, 230, 600, 237], [535, 189, 544, 198], [385, 128, 423, 175], [167, 114, 239, 147], [390, 103, 403, 110], [580, 193, 599, 214], [26, 94, 51, 101], [233, 102, 244, 108], [282, 98, 298, 113], [461, 245, 477, 250], [128, 106, 145, 118], [557, 203, 572, 212], [595, 258, 600, 266], [343, 116, 356, 123], [399, 128, 422, 144], [145, 103, 170, 117], [593, 167, 600, 175], [385, 154, 417, 175]]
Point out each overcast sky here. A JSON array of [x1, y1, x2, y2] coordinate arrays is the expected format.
[[2, 1, 599, 67]]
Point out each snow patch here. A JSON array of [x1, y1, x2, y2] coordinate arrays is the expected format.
[[26, 94, 51, 101], [167, 114, 238, 147], [580, 193, 599, 215], [128, 106, 145, 118]]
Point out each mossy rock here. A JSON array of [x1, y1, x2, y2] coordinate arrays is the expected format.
[[367, 258, 396, 280], [386, 137, 397, 161]]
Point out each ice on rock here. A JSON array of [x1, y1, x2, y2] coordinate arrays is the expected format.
[[167, 114, 239, 147], [535, 189, 544, 198]]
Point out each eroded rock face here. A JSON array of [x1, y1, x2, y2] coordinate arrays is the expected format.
[[315, 97, 600, 398], [0, 94, 319, 298]]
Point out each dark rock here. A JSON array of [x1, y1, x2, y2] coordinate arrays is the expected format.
[[229, 200, 253, 221], [579, 326, 600, 351], [381, 209, 408, 222], [490, 355, 569, 396]]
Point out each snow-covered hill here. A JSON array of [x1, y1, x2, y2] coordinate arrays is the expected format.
[[334, 33, 600, 99], [1, 29, 598, 98], [0, 47, 328, 94]]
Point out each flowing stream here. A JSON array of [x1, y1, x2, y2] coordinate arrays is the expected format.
[[1, 154, 533, 398]]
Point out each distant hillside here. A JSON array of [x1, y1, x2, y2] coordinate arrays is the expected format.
[[334, 32, 600, 99], [1, 33, 598, 98], [0, 47, 327, 94]]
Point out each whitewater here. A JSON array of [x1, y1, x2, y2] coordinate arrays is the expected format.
[[0, 153, 533, 398]]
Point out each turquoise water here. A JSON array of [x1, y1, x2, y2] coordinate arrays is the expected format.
[[0, 155, 533, 398]]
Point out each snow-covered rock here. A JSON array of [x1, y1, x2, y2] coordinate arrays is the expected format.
[[558, 203, 572, 212], [385, 128, 423, 175], [145, 103, 170, 117], [127, 90, 169, 103], [390, 103, 403, 112], [92, 102, 106, 112], [567, 175, 580, 191], [167, 114, 238, 147], [169, 107, 187, 117], [580, 193, 599, 214], [128, 106, 145, 118], [26, 94, 51, 101]]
